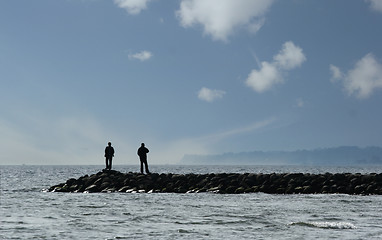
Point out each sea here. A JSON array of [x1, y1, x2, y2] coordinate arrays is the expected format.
[[1, 165, 382, 240]]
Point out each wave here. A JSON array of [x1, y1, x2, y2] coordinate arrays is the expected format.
[[290, 221, 357, 229]]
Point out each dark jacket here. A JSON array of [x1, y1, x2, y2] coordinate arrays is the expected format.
[[105, 146, 114, 158], [137, 146, 149, 159]]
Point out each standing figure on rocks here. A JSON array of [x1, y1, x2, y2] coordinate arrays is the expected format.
[[137, 143, 150, 174], [104, 142, 114, 170]]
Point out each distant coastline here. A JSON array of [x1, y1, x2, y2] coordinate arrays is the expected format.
[[181, 146, 382, 165]]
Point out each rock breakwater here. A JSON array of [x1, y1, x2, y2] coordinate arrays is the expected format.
[[47, 170, 382, 194]]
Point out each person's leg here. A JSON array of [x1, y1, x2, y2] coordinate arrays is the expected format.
[[105, 158, 108, 169], [106, 158, 111, 170], [144, 159, 150, 174], [140, 160, 144, 174], [109, 157, 112, 170]]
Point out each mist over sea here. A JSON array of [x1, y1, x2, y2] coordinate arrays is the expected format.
[[1, 165, 382, 239]]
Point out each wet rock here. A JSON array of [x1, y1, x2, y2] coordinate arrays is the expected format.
[[354, 184, 366, 194], [234, 187, 245, 194], [225, 186, 236, 194], [118, 186, 130, 192], [84, 184, 98, 193], [302, 185, 313, 194], [47, 170, 382, 195]]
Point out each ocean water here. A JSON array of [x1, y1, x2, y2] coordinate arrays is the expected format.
[[1, 165, 382, 239]]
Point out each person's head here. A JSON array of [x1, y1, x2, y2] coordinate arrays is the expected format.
[[108, 142, 112, 146], [141, 143, 145, 147]]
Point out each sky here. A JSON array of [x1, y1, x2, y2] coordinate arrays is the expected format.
[[1, 0, 382, 165]]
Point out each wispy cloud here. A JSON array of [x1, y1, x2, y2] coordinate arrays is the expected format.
[[203, 118, 276, 141], [246, 41, 306, 93], [330, 53, 382, 99], [176, 0, 274, 42], [366, 0, 382, 13], [152, 118, 276, 163], [198, 87, 226, 102], [114, 0, 153, 15], [128, 50, 153, 61]]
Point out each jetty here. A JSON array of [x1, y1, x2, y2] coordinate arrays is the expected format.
[[47, 170, 382, 194]]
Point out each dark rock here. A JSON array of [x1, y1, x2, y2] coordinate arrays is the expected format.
[[66, 178, 77, 186], [321, 185, 330, 193], [354, 184, 366, 194], [234, 187, 245, 194], [47, 170, 382, 195], [225, 186, 236, 194], [276, 187, 285, 194], [286, 184, 296, 194], [207, 186, 220, 193], [303, 185, 313, 194], [294, 186, 304, 193], [84, 184, 99, 193]]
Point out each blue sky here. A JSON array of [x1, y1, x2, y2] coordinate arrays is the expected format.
[[1, 0, 382, 165]]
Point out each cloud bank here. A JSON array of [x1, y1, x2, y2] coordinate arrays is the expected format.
[[0, 113, 110, 165], [330, 53, 382, 99], [246, 41, 306, 93], [198, 87, 226, 102], [128, 50, 153, 61], [176, 0, 274, 42], [114, 0, 153, 15]]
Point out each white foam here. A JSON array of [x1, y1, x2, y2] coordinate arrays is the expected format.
[[291, 221, 357, 229]]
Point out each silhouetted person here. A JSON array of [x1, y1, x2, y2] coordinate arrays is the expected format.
[[137, 143, 150, 174], [104, 142, 114, 170]]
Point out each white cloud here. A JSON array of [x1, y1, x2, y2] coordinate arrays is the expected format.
[[329, 64, 343, 83], [114, 0, 153, 15], [366, 0, 382, 12], [176, 0, 274, 42], [198, 87, 226, 102], [330, 53, 382, 99], [246, 41, 306, 93], [128, 50, 153, 61], [274, 41, 306, 70], [246, 61, 282, 92]]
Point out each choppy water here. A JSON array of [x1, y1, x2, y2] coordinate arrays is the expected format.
[[1, 165, 382, 239]]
